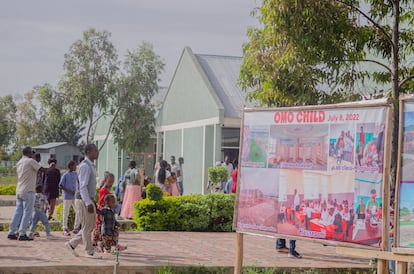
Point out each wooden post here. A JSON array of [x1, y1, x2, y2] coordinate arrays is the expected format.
[[378, 105, 393, 274], [396, 261, 407, 274], [234, 233, 243, 274]]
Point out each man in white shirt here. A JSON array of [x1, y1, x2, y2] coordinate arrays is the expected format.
[[65, 144, 101, 259], [7, 147, 43, 241]]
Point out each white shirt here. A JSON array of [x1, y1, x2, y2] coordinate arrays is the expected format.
[[78, 157, 97, 206], [16, 156, 41, 194]]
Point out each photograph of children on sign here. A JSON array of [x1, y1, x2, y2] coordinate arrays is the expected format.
[[399, 101, 414, 248], [235, 106, 387, 247]]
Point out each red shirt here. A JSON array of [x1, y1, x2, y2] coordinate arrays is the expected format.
[[98, 187, 111, 209], [231, 168, 238, 193]]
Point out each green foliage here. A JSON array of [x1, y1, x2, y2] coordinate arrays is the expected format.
[[134, 193, 235, 232], [208, 166, 228, 184], [59, 28, 119, 144], [240, 0, 414, 106], [400, 207, 410, 216], [146, 183, 164, 201], [111, 42, 165, 154], [0, 166, 9, 175], [0, 184, 16, 195], [0, 95, 16, 149], [55, 203, 76, 230]]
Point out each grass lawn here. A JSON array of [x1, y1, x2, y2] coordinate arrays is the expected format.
[[399, 220, 414, 226], [0, 175, 17, 185]]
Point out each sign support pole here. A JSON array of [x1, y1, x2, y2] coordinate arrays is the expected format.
[[234, 232, 243, 274]]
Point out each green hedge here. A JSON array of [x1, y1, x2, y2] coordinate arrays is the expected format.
[[134, 186, 235, 232], [0, 184, 16, 195]]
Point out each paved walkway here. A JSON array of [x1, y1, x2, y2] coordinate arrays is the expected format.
[[0, 195, 372, 273], [0, 231, 372, 273]]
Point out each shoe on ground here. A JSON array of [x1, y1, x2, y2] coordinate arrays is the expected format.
[[85, 252, 102, 259], [72, 228, 80, 234], [46, 234, 56, 240], [63, 230, 71, 236], [33, 232, 40, 237], [276, 246, 289, 253], [28, 233, 34, 238], [18, 234, 34, 241], [288, 250, 302, 259], [7, 234, 18, 240], [65, 242, 79, 257]]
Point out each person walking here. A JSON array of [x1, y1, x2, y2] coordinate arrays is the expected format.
[[42, 158, 61, 220], [59, 160, 80, 236], [7, 146, 44, 241], [65, 144, 101, 259], [29, 185, 55, 240], [276, 238, 302, 258], [177, 157, 184, 195]]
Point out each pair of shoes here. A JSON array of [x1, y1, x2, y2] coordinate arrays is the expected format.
[[63, 230, 71, 236], [72, 228, 80, 234], [276, 246, 289, 253], [85, 252, 102, 259], [115, 245, 127, 251], [18, 234, 34, 241], [288, 250, 302, 259], [65, 242, 79, 257], [7, 234, 18, 240]]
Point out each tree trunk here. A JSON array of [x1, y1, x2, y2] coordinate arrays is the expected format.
[[390, 0, 400, 201]]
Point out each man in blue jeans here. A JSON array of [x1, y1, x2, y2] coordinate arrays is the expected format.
[[276, 238, 302, 258], [7, 146, 44, 241]]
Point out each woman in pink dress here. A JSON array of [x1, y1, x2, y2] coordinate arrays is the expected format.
[[170, 172, 180, 196], [120, 161, 141, 219]]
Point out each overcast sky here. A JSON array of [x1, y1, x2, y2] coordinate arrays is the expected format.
[[0, 0, 258, 97]]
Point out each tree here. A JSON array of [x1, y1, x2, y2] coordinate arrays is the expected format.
[[59, 28, 119, 144], [14, 90, 42, 148], [37, 84, 84, 146], [110, 42, 165, 154], [240, 0, 414, 191], [0, 95, 16, 159]]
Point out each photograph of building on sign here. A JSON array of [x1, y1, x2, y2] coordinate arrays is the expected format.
[[236, 106, 387, 247]]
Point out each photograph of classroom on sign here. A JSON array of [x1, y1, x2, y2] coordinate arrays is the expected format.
[[235, 106, 387, 247]]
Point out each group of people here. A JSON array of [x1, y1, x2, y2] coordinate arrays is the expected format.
[[7, 144, 126, 259], [7, 147, 65, 241], [153, 155, 184, 196]]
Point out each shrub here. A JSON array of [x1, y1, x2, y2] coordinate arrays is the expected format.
[[0, 184, 16, 195], [146, 183, 164, 201], [134, 193, 235, 232], [208, 166, 228, 184]]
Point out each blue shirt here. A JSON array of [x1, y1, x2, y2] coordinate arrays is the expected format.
[[59, 171, 77, 200]]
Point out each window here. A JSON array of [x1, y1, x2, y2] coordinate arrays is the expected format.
[[221, 128, 240, 163]]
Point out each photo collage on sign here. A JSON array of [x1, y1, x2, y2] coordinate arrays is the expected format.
[[236, 108, 386, 247]]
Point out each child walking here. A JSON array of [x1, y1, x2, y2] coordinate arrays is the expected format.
[[29, 185, 54, 239], [97, 194, 127, 253], [92, 172, 115, 247], [59, 160, 80, 236]]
